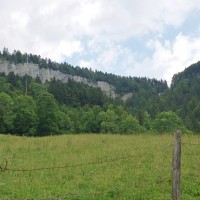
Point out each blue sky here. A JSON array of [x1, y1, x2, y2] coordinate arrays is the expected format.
[[1, 0, 200, 85]]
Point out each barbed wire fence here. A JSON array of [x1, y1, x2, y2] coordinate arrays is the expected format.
[[0, 131, 199, 200]]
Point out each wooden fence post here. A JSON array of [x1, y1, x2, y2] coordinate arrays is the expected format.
[[172, 130, 182, 200]]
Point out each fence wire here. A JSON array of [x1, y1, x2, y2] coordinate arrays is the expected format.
[[0, 154, 143, 173], [0, 144, 173, 173], [0, 135, 199, 200]]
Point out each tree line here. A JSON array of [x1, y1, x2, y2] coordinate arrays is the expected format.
[[0, 72, 188, 136], [0, 48, 168, 95], [0, 48, 200, 135]]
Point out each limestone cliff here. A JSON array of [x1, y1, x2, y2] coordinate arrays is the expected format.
[[0, 59, 117, 98]]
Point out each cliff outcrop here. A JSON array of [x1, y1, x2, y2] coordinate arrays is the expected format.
[[0, 59, 117, 98]]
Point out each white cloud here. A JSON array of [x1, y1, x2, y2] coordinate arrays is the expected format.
[[79, 32, 200, 85], [85, 0, 200, 39], [29, 39, 84, 61], [10, 12, 29, 28], [0, 0, 200, 82], [79, 39, 136, 75], [72, 1, 101, 27], [137, 33, 200, 84]]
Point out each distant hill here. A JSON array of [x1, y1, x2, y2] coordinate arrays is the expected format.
[[0, 47, 200, 134], [171, 61, 200, 86], [0, 48, 168, 101], [169, 61, 200, 131]]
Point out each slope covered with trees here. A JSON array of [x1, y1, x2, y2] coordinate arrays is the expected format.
[[0, 48, 168, 95], [0, 48, 199, 135], [168, 61, 200, 132]]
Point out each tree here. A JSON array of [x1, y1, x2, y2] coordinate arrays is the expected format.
[[57, 111, 72, 133], [153, 111, 186, 133], [13, 50, 23, 64], [81, 106, 101, 133], [120, 114, 146, 134], [0, 92, 15, 133], [0, 77, 11, 93], [5, 72, 26, 93], [143, 111, 152, 131], [13, 95, 38, 136], [192, 101, 200, 132], [2, 47, 10, 60], [36, 92, 58, 135], [29, 82, 46, 98], [98, 109, 119, 133]]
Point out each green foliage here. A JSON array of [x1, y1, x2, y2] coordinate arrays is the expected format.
[[13, 95, 38, 136], [98, 109, 119, 133], [81, 107, 101, 133], [120, 114, 146, 134], [56, 111, 72, 133], [36, 92, 59, 135], [29, 82, 46, 98], [0, 76, 11, 93], [143, 111, 153, 131], [1, 48, 200, 135], [48, 79, 108, 107], [1, 48, 168, 97], [0, 92, 15, 133], [170, 61, 200, 132], [153, 111, 186, 133]]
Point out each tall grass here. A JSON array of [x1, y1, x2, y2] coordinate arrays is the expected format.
[[0, 134, 199, 199]]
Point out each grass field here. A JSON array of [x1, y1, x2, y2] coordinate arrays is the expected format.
[[0, 133, 199, 199]]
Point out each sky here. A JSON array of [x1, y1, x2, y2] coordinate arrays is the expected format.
[[1, 0, 200, 85]]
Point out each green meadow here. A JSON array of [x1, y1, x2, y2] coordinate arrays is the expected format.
[[0, 134, 199, 199]]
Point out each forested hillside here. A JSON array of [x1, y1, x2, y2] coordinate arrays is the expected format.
[[0, 48, 199, 135], [0, 48, 168, 95], [168, 61, 200, 132]]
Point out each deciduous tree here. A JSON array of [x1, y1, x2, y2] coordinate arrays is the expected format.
[[0, 92, 15, 133]]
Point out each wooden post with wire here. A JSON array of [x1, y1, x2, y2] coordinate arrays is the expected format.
[[172, 130, 181, 200]]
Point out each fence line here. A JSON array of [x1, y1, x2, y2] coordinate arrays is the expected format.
[[0, 132, 199, 200], [0, 154, 144, 172], [0, 145, 173, 198], [0, 144, 173, 173], [0, 144, 173, 169], [182, 142, 200, 146]]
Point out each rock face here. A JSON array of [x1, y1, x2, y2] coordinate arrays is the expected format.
[[0, 59, 117, 98], [121, 93, 133, 101]]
